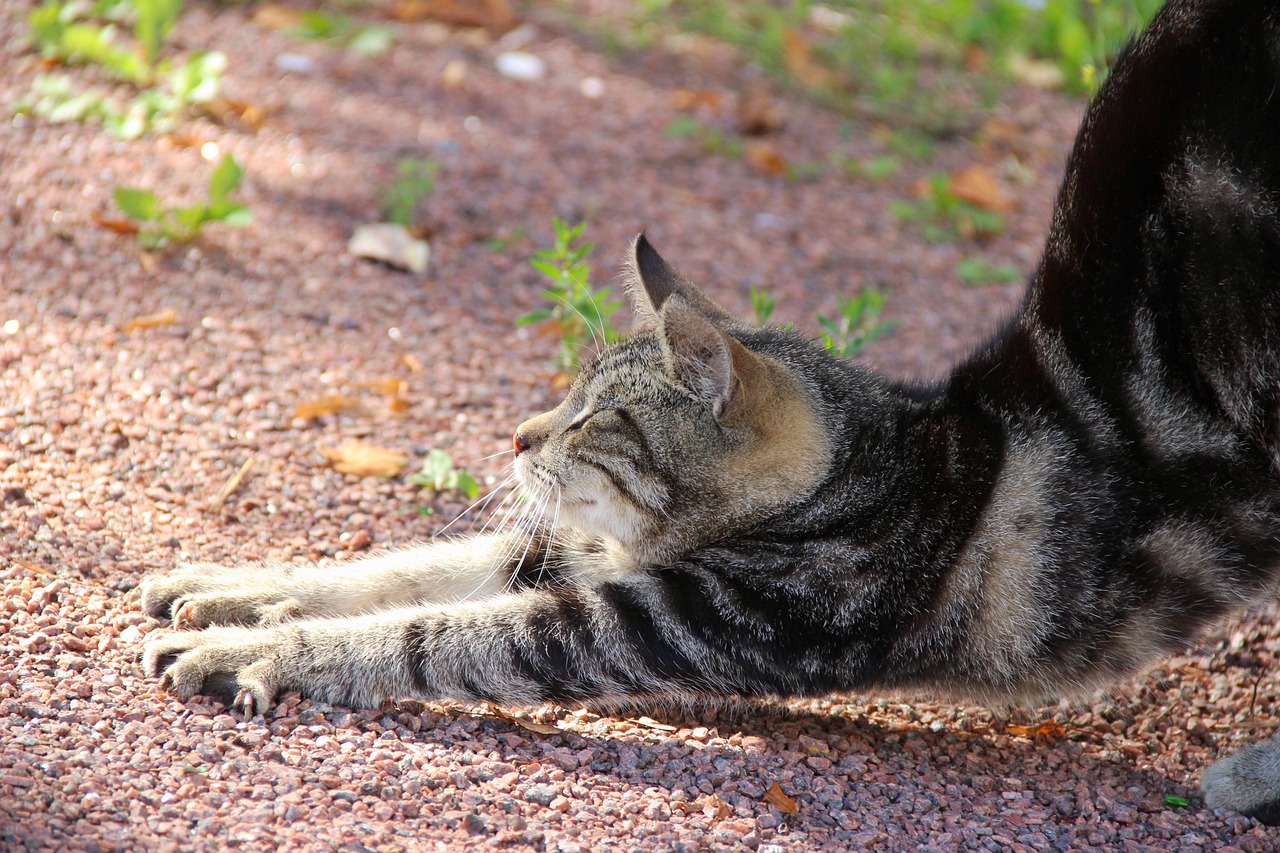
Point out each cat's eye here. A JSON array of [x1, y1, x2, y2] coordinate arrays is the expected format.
[[565, 409, 593, 432]]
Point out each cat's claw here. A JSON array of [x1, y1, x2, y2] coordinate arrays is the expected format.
[[141, 628, 287, 713]]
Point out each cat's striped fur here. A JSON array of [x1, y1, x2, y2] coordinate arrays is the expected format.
[[142, 0, 1280, 823]]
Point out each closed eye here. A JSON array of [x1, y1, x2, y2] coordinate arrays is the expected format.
[[566, 406, 616, 433]]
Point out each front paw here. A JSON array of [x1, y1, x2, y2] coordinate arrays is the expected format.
[[142, 627, 289, 715], [140, 564, 300, 629]]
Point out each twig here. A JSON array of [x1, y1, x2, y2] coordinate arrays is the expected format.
[[209, 455, 255, 509]]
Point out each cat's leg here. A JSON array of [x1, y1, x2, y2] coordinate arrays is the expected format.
[[139, 532, 544, 629], [140, 565, 765, 714], [1202, 738, 1280, 824]]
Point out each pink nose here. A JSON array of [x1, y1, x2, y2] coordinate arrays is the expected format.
[[513, 433, 530, 455]]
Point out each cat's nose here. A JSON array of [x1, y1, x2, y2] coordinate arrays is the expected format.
[[513, 432, 530, 456]]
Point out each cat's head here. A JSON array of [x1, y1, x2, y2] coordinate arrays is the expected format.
[[513, 236, 833, 564]]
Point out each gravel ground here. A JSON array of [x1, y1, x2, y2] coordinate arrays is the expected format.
[[3, 2, 1280, 850]]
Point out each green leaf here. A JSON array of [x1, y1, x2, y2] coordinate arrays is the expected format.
[[208, 154, 243, 203], [1163, 795, 1189, 809], [449, 470, 479, 500], [516, 308, 553, 326], [114, 187, 159, 221], [348, 26, 393, 57], [956, 256, 1021, 286], [133, 0, 183, 68], [529, 258, 562, 280], [663, 116, 702, 139], [169, 203, 210, 239]]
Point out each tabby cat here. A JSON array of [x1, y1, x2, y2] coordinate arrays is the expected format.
[[141, 0, 1280, 823]]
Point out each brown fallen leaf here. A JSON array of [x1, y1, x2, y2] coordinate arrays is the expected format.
[[949, 164, 1012, 213], [1004, 721, 1066, 741], [292, 395, 356, 421], [363, 378, 408, 398], [123, 308, 179, 333], [781, 27, 832, 89], [93, 214, 140, 236], [14, 559, 53, 576], [252, 3, 303, 31], [487, 709, 561, 735], [763, 781, 798, 815], [744, 140, 789, 177], [737, 82, 785, 136], [670, 88, 725, 111], [391, 0, 515, 31], [704, 793, 732, 820], [632, 716, 678, 733], [200, 97, 269, 132], [549, 372, 573, 393], [164, 132, 205, 149], [399, 353, 424, 373], [317, 440, 407, 478]]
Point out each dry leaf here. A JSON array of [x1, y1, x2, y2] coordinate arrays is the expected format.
[[164, 132, 204, 149], [318, 440, 407, 478], [704, 793, 732, 820], [744, 140, 789, 177], [252, 3, 303, 31], [1005, 721, 1066, 741], [1008, 53, 1065, 90], [348, 223, 430, 274], [763, 781, 798, 815], [201, 97, 268, 131], [123, 308, 178, 333], [364, 378, 408, 398], [388, 397, 411, 414], [399, 353, 424, 373], [391, 0, 515, 31], [781, 28, 832, 89], [949, 165, 1012, 213], [488, 709, 560, 735], [633, 716, 678, 732], [441, 59, 467, 88], [292, 395, 355, 421], [670, 88, 725, 111], [93, 214, 140, 236], [736, 82, 784, 136], [14, 559, 53, 575], [549, 372, 573, 392]]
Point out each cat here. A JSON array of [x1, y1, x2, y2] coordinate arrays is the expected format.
[[141, 0, 1280, 823]]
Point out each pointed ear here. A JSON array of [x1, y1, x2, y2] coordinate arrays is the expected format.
[[659, 296, 736, 417], [623, 234, 736, 329]]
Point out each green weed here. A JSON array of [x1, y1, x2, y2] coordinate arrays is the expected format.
[[16, 0, 223, 139], [378, 157, 438, 226], [406, 449, 479, 501], [482, 226, 528, 254], [956, 256, 1022, 286], [816, 289, 897, 359], [889, 174, 1005, 243], [749, 283, 776, 326], [748, 282, 894, 359], [288, 9, 394, 57], [663, 116, 743, 158], [648, 0, 1160, 134], [516, 219, 623, 374], [113, 154, 252, 249]]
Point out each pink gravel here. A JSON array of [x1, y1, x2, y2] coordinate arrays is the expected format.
[[2, 1, 1279, 850]]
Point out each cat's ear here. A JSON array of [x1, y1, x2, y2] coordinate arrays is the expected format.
[[658, 295, 737, 417], [625, 234, 735, 329]]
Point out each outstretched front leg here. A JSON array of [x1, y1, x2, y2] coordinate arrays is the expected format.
[[139, 531, 580, 629], [141, 565, 794, 715]]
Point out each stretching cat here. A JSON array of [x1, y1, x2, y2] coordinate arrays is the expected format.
[[141, 0, 1280, 823]]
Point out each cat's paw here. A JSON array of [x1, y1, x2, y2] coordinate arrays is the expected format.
[[1202, 737, 1280, 825], [140, 564, 301, 628], [142, 627, 288, 715]]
